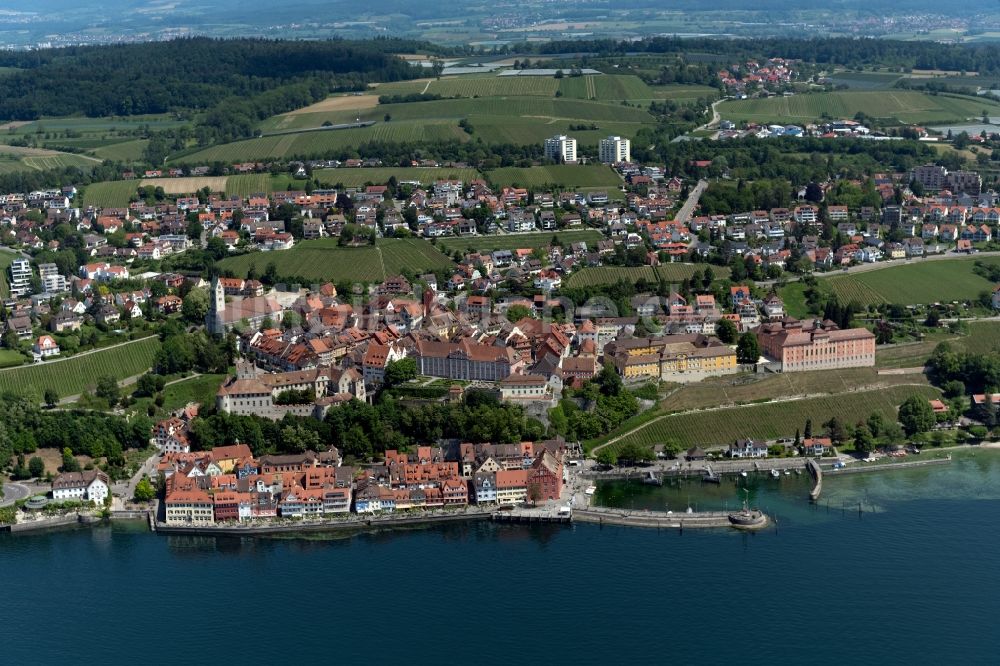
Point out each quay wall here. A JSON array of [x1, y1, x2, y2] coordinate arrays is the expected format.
[[154, 509, 492, 536]]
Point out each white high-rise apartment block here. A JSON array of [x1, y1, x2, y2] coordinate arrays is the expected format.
[[9, 258, 32, 297], [544, 135, 577, 164], [599, 136, 630, 164]]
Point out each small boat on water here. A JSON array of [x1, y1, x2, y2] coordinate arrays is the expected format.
[[702, 474, 721, 484], [770, 469, 780, 478], [740, 471, 748, 478], [643, 471, 663, 486], [584, 486, 597, 496], [784, 470, 791, 476], [794, 468, 802, 476]]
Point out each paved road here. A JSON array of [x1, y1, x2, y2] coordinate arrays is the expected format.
[[0, 481, 31, 507], [675, 179, 708, 225], [113, 449, 161, 503]]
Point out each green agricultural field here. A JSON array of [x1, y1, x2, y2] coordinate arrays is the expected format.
[[824, 257, 1000, 307], [486, 165, 621, 189], [314, 167, 482, 188], [0, 248, 16, 299], [82, 180, 138, 207], [0, 336, 161, 399], [718, 91, 1000, 125], [608, 385, 940, 450], [178, 120, 470, 163], [226, 174, 274, 197], [175, 93, 657, 163], [648, 84, 721, 101], [271, 96, 656, 130], [827, 71, 905, 90], [557, 74, 660, 102], [420, 75, 560, 98], [216, 238, 454, 283], [434, 230, 603, 253]]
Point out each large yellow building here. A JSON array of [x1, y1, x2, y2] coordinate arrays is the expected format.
[[605, 334, 739, 383]]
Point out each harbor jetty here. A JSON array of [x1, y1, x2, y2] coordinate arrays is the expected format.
[[807, 459, 823, 501], [574, 506, 769, 531]]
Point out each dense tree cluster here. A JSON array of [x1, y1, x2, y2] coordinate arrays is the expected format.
[[0, 38, 423, 121], [190, 391, 546, 461], [527, 36, 1000, 75], [0, 392, 150, 474]]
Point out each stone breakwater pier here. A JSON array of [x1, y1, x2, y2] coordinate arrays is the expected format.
[[573, 506, 769, 531]]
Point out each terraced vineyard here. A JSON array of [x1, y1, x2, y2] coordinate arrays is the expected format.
[[82, 180, 138, 207], [0, 336, 162, 399], [486, 165, 622, 189], [608, 385, 940, 450], [434, 230, 603, 253], [558, 74, 655, 101], [226, 174, 274, 197], [91, 139, 149, 161], [314, 167, 482, 188], [216, 238, 454, 283], [566, 264, 732, 288], [825, 257, 1000, 307], [420, 76, 560, 97]]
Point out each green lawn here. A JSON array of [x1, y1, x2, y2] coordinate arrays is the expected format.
[[778, 282, 811, 318], [0, 336, 161, 399], [0, 349, 23, 368], [486, 165, 622, 189], [433, 230, 602, 253], [824, 257, 1000, 307], [216, 238, 455, 283], [161, 374, 227, 412], [0, 248, 16, 299], [718, 91, 1000, 125]]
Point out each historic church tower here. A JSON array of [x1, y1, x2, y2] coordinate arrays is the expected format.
[[207, 276, 225, 335]]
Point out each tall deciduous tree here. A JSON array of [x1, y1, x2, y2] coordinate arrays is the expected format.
[[736, 332, 760, 365]]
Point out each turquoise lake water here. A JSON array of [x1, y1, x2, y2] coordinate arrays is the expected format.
[[3, 449, 1000, 664]]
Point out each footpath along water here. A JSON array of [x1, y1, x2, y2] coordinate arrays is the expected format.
[[3, 449, 1000, 664]]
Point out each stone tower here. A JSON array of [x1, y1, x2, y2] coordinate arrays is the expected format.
[[207, 276, 225, 335]]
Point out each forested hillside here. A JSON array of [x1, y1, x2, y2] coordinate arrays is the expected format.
[[0, 38, 425, 120]]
